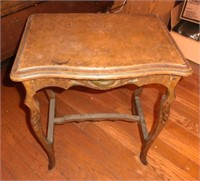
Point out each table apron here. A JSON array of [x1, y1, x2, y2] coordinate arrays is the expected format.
[[26, 74, 181, 92]]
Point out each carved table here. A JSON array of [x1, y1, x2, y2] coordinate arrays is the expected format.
[[10, 14, 192, 169]]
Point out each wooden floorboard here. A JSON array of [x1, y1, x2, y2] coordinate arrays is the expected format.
[[1, 61, 199, 180]]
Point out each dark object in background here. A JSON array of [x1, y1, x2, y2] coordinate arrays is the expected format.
[[1, 1, 114, 62], [173, 20, 200, 41]]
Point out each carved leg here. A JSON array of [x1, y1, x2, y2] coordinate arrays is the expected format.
[[23, 82, 55, 170], [139, 87, 175, 165]]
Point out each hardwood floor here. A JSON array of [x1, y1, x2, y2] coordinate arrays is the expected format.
[[1, 61, 199, 180]]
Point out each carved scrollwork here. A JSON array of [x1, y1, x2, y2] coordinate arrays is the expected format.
[[89, 79, 121, 89], [161, 102, 170, 125], [91, 79, 119, 88], [31, 110, 41, 133]]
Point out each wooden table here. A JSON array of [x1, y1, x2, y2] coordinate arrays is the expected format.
[[10, 13, 192, 169]]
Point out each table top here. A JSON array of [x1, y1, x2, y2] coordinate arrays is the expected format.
[[10, 13, 192, 81]]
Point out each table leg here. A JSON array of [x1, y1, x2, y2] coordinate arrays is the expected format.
[[45, 89, 56, 99], [139, 87, 175, 165], [134, 87, 148, 142], [23, 82, 55, 169]]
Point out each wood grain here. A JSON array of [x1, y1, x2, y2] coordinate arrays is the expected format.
[[1, 61, 199, 180]]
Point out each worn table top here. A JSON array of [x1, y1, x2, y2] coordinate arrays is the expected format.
[[10, 13, 192, 81]]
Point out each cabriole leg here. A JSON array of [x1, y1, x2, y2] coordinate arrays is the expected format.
[[139, 87, 176, 165], [23, 82, 55, 170]]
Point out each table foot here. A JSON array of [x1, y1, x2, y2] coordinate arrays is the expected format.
[[48, 159, 55, 170], [140, 153, 148, 165], [46, 144, 55, 170]]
